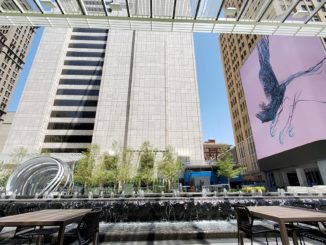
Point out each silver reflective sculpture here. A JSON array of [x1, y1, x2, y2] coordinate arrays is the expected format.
[[6, 156, 73, 196]]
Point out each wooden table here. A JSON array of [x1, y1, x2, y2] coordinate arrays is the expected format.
[[0, 209, 91, 245], [248, 206, 326, 245]]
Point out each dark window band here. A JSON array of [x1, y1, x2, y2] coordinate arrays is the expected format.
[[71, 35, 107, 41], [68, 43, 106, 49], [47, 123, 94, 130], [61, 69, 102, 76], [54, 100, 98, 107], [44, 135, 93, 143], [56, 89, 99, 96], [42, 148, 87, 153], [66, 51, 105, 57], [50, 111, 96, 118], [72, 28, 108, 33], [64, 60, 104, 66], [59, 79, 101, 86]]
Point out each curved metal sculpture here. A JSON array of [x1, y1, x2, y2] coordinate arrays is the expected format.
[[6, 156, 73, 196]]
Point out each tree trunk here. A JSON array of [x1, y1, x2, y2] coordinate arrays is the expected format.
[[227, 178, 230, 191]]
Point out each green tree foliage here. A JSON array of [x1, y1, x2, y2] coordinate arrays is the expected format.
[[158, 147, 182, 190], [137, 141, 155, 188], [74, 144, 100, 191], [216, 149, 242, 190], [9, 147, 27, 165], [92, 153, 119, 187], [116, 147, 134, 191], [0, 164, 17, 188]]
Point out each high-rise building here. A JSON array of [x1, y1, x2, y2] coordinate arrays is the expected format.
[[2, 28, 204, 163], [203, 139, 231, 162], [219, 0, 326, 181], [0, 26, 36, 119]]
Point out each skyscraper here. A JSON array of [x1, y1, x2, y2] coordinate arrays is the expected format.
[[0, 26, 36, 119], [2, 28, 204, 163], [219, 0, 326, 181]]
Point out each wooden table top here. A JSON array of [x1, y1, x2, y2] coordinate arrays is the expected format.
[[248, 206, 326, 222], [0, 209, 91, 226]]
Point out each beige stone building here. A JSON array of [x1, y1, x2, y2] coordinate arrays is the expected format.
[[219, 0, 326, 181], [0, 26, 36, 119]]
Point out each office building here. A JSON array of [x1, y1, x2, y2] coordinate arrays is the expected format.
[[219, 0, 326, 182], [0, 26, 36, 119], [203, 139, 231, 162], [2, 28, 204, 163]]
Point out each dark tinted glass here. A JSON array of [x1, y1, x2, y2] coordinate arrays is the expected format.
[[68, 43, 106, 49], [72, 28, 108, 33], [47, 123, 94, 130], [56, 89, 99, 96], [44, 135, 93, 143], [64, 60, 104, 66], [53, 100, 98, 107], [71, 35, 107, 41], [66, 52, 105, 57], [42, 148, 87, 153], [50, 111, 96, 118], [61, 69, 102, 76], [59, 79, 101, 86]]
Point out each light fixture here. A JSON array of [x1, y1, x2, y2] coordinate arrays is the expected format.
[[40, 0, 56, 9], [292, 10, 309, 19], [224, 7, 237, 17]]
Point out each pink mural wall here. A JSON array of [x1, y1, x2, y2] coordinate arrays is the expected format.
[[240, 36, 326, 160]]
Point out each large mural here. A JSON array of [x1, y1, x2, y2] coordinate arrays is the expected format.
[[240, 36, 326, 160]]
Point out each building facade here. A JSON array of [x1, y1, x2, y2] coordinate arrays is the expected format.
[[2, 28, 204, 163], [0, 26, 36, 119], [219, 0, 326, 182], [203, 139, 231, 162]]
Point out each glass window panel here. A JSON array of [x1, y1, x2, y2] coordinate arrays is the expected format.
[[196, 0, 221, 20], [57, 0, 82, 14], [128, 0, 150, 17], [1, 0, 20, 12], [152, 0, 174, 18], [175, 0, 198, 19]]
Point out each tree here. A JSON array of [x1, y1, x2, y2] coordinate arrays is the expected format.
[[0, 163, 17, 188], [116, 147, 134, 192], [137, 141, 155, 189], [74, 144, 100, 192], [9, 147, 27, 165], [158, 147, 182, 190], [216, 149, 243, 190], [92, 153, 119, 188]]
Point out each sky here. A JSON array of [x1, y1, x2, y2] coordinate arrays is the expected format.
[[8, 29, 235, 146]]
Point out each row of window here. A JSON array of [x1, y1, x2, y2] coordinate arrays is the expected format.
[[44, 135, 93, 143], [72, 28, 108, 33], [61, 69, 102, 76], [68, 43, 106, 49], [41, 148, 86, 153], [59, 79, 101, 86], [50, 111, 96, 118], [47, 122, 94, 130], [66, 52, 105, 58], [71, 35, 107, 41], [53, 100, 98, 107], [56, 89, 99, 96], [64, 60, 104, 67]]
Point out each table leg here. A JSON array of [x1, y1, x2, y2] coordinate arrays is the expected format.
[[279, 221, 290, 245], [292, 229, 299, 245], [57, 223, 66, 245]]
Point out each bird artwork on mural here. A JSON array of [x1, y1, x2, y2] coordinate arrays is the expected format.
[[256, 36, 326, 144]]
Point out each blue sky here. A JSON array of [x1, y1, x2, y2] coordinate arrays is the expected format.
[[8, 29, 234, 146]]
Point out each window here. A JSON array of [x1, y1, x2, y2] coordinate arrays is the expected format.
[[53, 100, 98, 107], [56, 89, 99, 96], [68, 43, 106, 49], [64, 60, 104, 66], [73, 28, 108, 33], [47, 122, 94, 130], [50, 111, 96, 118], [61, 69, 102, 76], [71, 35, 107, 41], [66, 52, 105, 58], [59, 79, 101, 86], [41, 148, 86, 153], [44, 135, 92, 143]]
